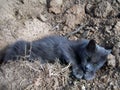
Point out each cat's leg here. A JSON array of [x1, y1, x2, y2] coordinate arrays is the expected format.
[[72, 65, 84, 79], [83, 71, 95, 80], [61, 49, 84, 79]]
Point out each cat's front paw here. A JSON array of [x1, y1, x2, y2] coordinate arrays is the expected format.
[[83, 71, 95, 80], [72, 67, 84, 79]]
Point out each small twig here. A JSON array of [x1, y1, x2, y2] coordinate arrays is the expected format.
[[51, 24, 60, 31], [66, 22, 89, 38], [29, 42, 32, 57], [49, 63, 71, 76], [61, 63, 71, 72], [24, 84, 34, 90], [10, 30, 17, 40], [24, 42, 32, 59], [25, 63, 41, 73]]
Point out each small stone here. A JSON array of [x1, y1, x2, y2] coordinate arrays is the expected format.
[[94, 1, 113, 18], [113, 86, 118, 90], [38, 14, 47, 22], [107, 54, 116, 67], [112, 42, 120, 67], [117, 0, 120, 4], [81, 85, 86, 90], [114, 21, 120, 34], [101, 75, 108, 83], [49, 0, 63, 14], [39, 0, 46, 4], [64, 5, 85, 29], [85, 3, 94, 16]]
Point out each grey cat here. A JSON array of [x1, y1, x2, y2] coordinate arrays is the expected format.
[[3, 35, 111, 80]]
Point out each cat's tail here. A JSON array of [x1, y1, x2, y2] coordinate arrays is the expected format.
[[2, 40, 31, 63], [0, 47, 8, 64]]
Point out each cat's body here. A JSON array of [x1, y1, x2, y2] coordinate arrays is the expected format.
[[3, 35, 111, 80]]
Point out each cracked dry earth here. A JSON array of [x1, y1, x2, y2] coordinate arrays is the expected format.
[[0, 0, 120, 90]]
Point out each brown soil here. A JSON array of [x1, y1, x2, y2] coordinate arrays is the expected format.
[[0, 0, 120, 90]]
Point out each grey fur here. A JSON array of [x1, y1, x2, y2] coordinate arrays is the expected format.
[[3, 35, 111, 80]]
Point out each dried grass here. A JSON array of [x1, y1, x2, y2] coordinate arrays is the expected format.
[[0, 60, 71, 90]]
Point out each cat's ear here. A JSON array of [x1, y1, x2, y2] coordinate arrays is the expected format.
[[86, 39, 96, 52], [102, 49, 112, 59]]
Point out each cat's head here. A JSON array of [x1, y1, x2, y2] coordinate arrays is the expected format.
[[80, 39, 111, 73]]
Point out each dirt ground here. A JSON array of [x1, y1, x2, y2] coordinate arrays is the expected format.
[[0, 0, 120, 90]]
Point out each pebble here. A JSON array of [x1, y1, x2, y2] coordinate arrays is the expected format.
[[94, 1, 113, 18], [114, 21, 120, 34], [107, 54, 116, 67], [49, 0, 63, 14], [117, 0, 120, 4], [81, 85, 86, 90], [39, 0, 46, 4], [64, 5, 85, 29]]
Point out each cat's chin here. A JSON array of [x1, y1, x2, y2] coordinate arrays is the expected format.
[[83, 71, 95, 80]]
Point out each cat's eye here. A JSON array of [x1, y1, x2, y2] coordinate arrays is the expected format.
[[86, 56, 91, 62], [93, 63, 98, 66]]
